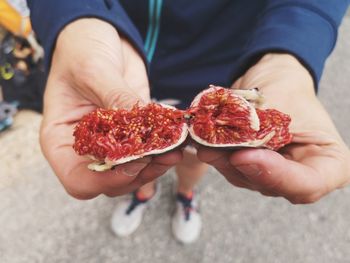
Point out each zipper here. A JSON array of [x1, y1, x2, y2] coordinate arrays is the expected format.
[[144, 0, 163, 62]]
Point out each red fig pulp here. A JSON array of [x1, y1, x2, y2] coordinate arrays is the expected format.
[[73, 86, 292, 171], [73, 104, 187, 167]]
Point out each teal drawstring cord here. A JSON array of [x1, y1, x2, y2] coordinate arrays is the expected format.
[[144, 0, 163, 62]]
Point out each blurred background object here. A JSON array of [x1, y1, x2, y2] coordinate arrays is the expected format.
[[0, 0, 43, 63], [0, 0, 46, 132]]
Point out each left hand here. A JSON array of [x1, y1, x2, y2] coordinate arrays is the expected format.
[[196, 53, 350, 204], [40, 19, 182, 200]]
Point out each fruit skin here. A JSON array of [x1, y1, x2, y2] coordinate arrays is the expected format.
[[73, 86, 293, 171]]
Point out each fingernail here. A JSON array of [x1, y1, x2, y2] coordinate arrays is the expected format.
[[122, 164, 146, 177], [236, 164, 262, 177]]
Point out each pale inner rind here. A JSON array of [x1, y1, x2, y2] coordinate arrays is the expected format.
[[188, 126, 275, 148], [88, 125, 188, 172]]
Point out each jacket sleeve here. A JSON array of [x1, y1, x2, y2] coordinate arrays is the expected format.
[[242, 0, 349, 86], [27, 0, 145, 69]]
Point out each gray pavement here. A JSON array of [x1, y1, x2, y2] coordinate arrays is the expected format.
[[1, 17, 350, 263]]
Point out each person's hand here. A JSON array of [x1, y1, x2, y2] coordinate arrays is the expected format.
[[197, 53, 350, 204], [40, 19, 182, 199]]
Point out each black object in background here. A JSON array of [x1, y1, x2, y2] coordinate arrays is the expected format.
[[0, 32, 46, 113]]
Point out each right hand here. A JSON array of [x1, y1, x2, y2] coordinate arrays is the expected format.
[[40, 18, 183, 199], [196, 54, 350, 204]]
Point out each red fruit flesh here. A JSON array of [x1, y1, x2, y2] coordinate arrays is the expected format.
[[189, 88, 257, 145], [73, 86, 293, 169], [73, 103, 186, 162], [256, 109, 293, 150], [188, 88, 292, 150]]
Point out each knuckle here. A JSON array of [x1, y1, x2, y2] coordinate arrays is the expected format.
[[103, 192, 119, 198], [63, 176, 102, 200], [38, 128, 48, 151], [306, 194, 323, 204], [39, 123, 51, 144], [151, 163, 170, 174], [288, 198, 302, 205], [103, 89, 123, 109], [225, 177, 248, 189], [137, 174, 156, 186], [66, 188, 100, 200], [103, 190, 128, 198], [195, 147, 215, 163], [260, 176, 284, 193], [223, 173, 255, 190], [39, 123, 55, 157], [137, 171, 163, 185], [259, 190, 279, 197], [288, 193, 323, 205], [303, 193, 323, 204], [74, 58, 104, 87]]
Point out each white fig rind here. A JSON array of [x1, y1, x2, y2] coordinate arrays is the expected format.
[[188, 127, 275, 148]]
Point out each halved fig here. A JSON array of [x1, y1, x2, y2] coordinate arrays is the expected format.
[[73, 103, 188, 171], [73, 85, 292, 171], [188, 86, 292, 149]]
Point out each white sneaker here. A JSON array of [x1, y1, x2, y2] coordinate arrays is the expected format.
[[172, 192, 202, 244], [110, 186, 160, 237]]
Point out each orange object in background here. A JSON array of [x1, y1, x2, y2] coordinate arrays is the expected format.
[[0, 0, 44, 62], [0, 0, 31, 37]]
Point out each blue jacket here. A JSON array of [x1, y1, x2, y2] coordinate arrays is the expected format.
[[28, 0, 349, 108]]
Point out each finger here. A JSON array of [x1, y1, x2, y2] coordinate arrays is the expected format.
[[53, 18, 149, 110], [121, 38, 150, 101], [103, 163, 169, 197], [259, 190, 280, 197], [196, 146, 255, 189], [231, 76, 243, 89], [196, 146, 232, 169], [152, 149, 184, 166], [105, 150, 183, 197], [221, 166, 257, 190], [113, 157, 152, 177], [52, 148, 141, 199], [76, 59, 146, 109], [40, 122, 144, 198], [229, 148, 328, 203], [136, 149, 184, 184], [76, 35, 151, 109], [230, 73, 258, 90]]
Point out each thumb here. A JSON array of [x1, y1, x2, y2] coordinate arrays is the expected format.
[[103, 84, 144, 110], [97, 78, 145, 110], [231, 76, 243, 89], [82, 66, 147, 109], [229, 149, 326, 203]]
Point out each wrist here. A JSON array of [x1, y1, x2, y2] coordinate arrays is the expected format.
[[255, 53, 315, 97], [58, 18, 119, 45], [260, 53, 305, 69]]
